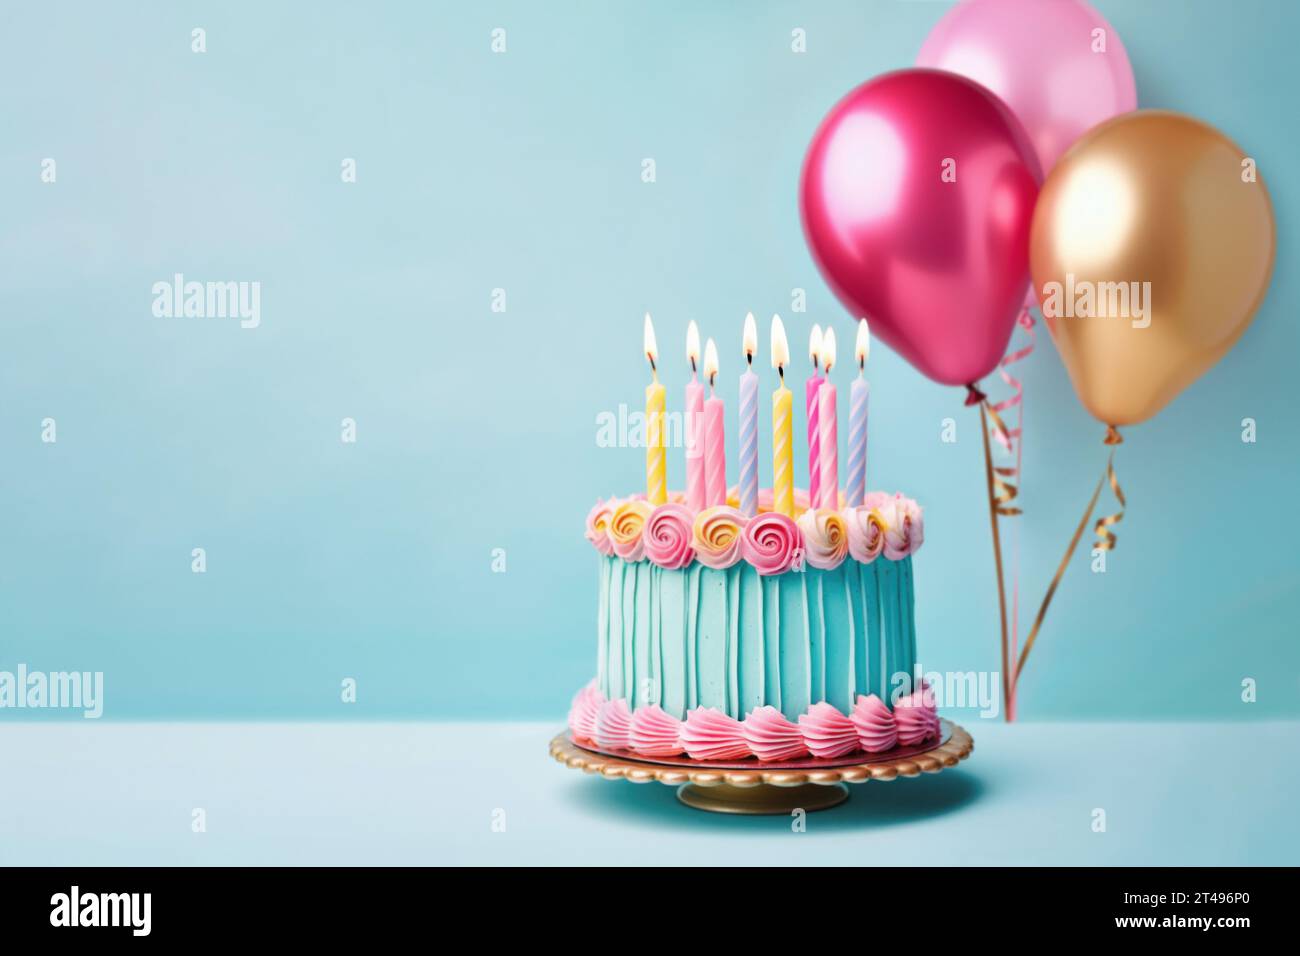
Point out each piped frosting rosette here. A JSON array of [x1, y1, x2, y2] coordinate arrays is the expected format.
[[843, 500, 889, 563], [796, 508, 849, 570], [850, 693, 898, 753], [740, 512, 804, 575], [567, 680, 604, 743], [680, 707, 750, 760], [894, 684, 941, 746], [692, 506, 747, 570], [798, 702, 860, 758], [629, 704, 685, 756], [595, 698, 633, 750], [584, 499, 616, 556], [742, 705, 809, 761], [878, 493, 924, 560], [608, 499, 652, 562], [643, 503, 696, 569]]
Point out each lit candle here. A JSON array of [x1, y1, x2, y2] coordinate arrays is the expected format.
[[644, 313, 667, 505], [771, 315, 794, 517], [847, 319, 870, 507], [684, 320, 705, 512], [806, 324, 823, 509], [703, 338, 726, 507], [817, 327, 838, 511], [738, 313, 759, 517]]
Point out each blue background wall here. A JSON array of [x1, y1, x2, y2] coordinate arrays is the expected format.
[[2, 0, 1296, 720]]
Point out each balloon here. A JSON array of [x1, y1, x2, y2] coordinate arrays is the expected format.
[[917, 0, 1136, 177], [800, 69, 1041, 389], [1030, 111, 1275, 427]]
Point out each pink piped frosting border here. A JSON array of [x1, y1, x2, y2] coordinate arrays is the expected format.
[[567, 681, 940, 763]]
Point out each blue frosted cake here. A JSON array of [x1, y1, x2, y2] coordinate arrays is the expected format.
[[569, 488, 939, 762]]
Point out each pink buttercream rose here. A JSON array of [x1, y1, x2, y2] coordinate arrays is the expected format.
[[741, 512, 803, 576], [692, 506, 747, 570], [609, 499, 652, 562], [843, 505, 887, 563], [585, 499, 616, 556], [880, 494, 924, 560], [796, 508, 849, 570], [642, 503, 696, 570]]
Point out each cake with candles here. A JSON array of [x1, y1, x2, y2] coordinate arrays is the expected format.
[[569, 312, 939, 763]]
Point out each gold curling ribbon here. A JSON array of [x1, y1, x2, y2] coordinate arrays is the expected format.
[[977, 401, 1012, 721], [1013, 427, 1126, 687], [983, 400, 1022, 517]]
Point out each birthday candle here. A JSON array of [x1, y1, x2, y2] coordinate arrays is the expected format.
[[684, 320, 705, 512], [771, 315, 794, 518], [805, 324, 823, 509], [702, 338, 726, 507], [644, 313, 667, 505], [738, 313, 759, 517], [817, 327, 838, 511], [847, 319, 870, 507]]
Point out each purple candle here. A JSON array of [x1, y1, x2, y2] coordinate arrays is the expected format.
[[847, 320, 870, 506]]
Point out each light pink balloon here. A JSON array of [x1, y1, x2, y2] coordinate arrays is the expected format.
[[800, 69, 1041, 389], [917, 0, 1137, 177]]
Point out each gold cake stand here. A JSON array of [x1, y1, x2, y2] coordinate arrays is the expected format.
[[550, 719, 973, 815]]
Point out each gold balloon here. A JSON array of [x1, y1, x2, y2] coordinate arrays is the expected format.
[[1030, 110, 1275, 427]]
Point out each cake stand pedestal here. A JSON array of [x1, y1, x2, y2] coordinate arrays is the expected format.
[[550, 719, 973, 815]]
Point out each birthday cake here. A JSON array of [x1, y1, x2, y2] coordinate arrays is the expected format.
[[567, 313, 939, 762]]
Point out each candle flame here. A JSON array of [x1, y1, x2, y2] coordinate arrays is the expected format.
[[770, 315, 789, 371], [703, 337, 719, 385], [820, 326, 837, 374], [742, 311, 758, 362], [686, 320, 700, 371], [643, 312, 659, 369], [856, 318, 870, 368], [808, 324, 823, 367]]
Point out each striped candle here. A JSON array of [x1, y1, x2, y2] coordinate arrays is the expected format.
[[817, 327, 838, 510], [738, 313, 759, 517], [846, 319, 871, 507], [702, 338, 726, 506], [771, 316, 794, 517], [805, 324, 823, 509], [644, 314, 667, 505], [847, 378, 868, 506], [684, 321, 705, 512]]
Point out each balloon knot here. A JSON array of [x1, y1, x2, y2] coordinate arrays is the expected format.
[[1104, 425, 1124, 446], [964, 384, 987, 407]]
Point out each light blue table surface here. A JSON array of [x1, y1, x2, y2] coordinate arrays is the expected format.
[[2, 720, 1295, 866]]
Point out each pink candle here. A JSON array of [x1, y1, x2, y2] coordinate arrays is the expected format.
[[703, 338, 726, 507], [817, 327, 838, 510], [684, 321, 705, 512], [805, 324, 823, 509]]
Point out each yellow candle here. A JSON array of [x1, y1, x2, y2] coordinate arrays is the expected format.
[[770, 315, 794, 517], [644, 313, 667, 505]]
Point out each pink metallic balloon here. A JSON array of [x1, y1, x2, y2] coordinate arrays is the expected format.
[[917, 0, 1137, 178], [800, 69, 1041, 388]]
